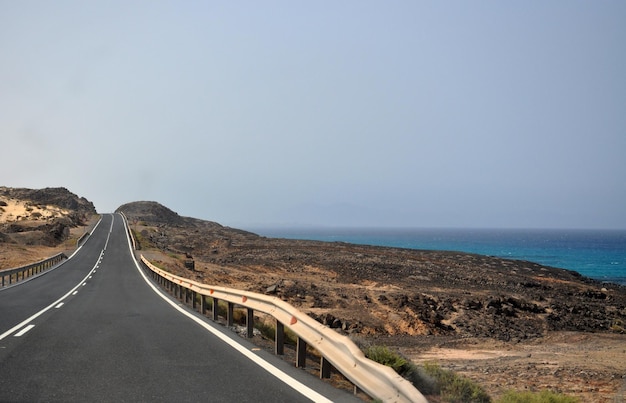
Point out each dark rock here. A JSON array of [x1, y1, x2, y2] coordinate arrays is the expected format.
[[331, 318, 343, 328]]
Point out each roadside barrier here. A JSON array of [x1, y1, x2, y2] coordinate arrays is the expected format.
[[0, 253, 67, 288], [76, 231, 90, 247], [139, 255, 427, 403]]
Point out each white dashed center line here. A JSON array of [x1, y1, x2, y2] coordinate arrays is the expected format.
[[14, 325, 35, 337]]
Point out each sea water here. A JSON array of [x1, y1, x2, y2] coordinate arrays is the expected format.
[[250, 228, 626, 285]]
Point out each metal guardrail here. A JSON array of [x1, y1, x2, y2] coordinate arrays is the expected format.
[[0, 253, 67, 288], [76, 231, 90, 247], [140, 255, 427, 403]]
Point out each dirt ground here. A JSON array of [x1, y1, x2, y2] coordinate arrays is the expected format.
[[3, 211, 626, 402], [0, 224, 93, 270], [403, 332, 626, 402], [139, 248, 626, 402]]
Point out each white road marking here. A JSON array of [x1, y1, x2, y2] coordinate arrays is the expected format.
[[55, 303, 64, 309], [14, 325, 35, 337], [121, 213, 333, 403], [104, 216, 114, 250], [0, 249, 104, 341], [68, 246, 83, 260], [0, 217, 104, 292]]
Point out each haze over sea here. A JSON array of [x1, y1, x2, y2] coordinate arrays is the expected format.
[[251, 228, 626, 286]]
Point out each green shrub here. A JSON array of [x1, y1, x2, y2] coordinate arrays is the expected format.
[[423, 362, 491, 403], [496, 390, 579, 403], [255, 321, 276, 340], [283, 325, 298, 345], [610, 319, 624, 333], [232, 308, 247, 325], [216, 300, 228, 318], [253, 320, 298, 345], [130, 229, 145, 249], [364, 345, 414, 377], [362, 346, 489, 401]]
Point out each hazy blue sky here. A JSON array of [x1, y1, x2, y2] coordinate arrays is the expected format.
[[1, 1, 625, 229]]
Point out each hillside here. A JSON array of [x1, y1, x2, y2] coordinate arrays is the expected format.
[[118, 201, 626, 401], [3, 193, 625, 400], [117, 201, 625, 339], [0, 186, 97, 268]]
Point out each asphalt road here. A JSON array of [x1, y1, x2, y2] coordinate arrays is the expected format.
[[0, 214, 359, 402]]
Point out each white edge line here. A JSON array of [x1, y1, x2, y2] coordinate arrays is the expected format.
[[103, 216, 114, 250], [0, 249, 104, 341], [0, 216, 104, 292], [14, 324, 35, 337], [120, 213, 333, 403]]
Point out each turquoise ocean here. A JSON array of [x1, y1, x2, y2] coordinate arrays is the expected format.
[[251, 228, 626, 285]]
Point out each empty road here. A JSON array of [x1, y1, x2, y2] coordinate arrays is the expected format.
[[0, 214, 357, 402]]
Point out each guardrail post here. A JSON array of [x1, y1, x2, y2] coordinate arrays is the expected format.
[[227, 302, 234, 327], [246, 308, 254, 338], [136, 254, 428, 402], [320, 357, 332, 379], [200, 295, 207, 315], [275, 321, 284, 355], [212, 298, 219, 321], [192, 291, 197, 310], [296, 337, 307, 368]]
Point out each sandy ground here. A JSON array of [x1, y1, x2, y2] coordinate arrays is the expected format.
[[0, 198, 71, 222], [0, 218, 96, 270], [402, 332, 626, 402]]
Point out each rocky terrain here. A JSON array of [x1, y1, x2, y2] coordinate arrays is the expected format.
[[0, 187, 97, 270], [0, 187, 96, 248], [118, 202, 626, 341], [3, 191, 625, 401], [117, 201, 626, 402]]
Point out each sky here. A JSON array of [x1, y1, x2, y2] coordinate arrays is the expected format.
[[1, 1, 625, 229]]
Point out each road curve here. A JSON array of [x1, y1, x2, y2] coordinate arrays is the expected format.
[[0, 214, 359, 402]]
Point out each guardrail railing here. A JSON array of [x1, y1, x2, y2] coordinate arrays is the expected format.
[[76, 231, 90, 247], [0, 253, 67, 288], [139, 255, 426, 403]]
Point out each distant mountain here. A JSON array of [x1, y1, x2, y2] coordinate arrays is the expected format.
[[116, 201, 189, 226], [0, 186, 96, 217], [115, 201, 258, 252]]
